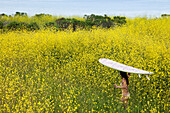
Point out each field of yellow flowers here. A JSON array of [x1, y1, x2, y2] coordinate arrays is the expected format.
[[0, 17, 169, 112]]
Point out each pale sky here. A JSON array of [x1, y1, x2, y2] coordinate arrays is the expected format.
[[0, 0, 169, 17]]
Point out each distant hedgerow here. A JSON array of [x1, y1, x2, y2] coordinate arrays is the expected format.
[[5, 21, 39, 31]]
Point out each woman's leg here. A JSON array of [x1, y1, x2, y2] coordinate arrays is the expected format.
[[121, 96, 128, 109], [124, 98, 128, 108]]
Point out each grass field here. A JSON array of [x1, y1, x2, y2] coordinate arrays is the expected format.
[[0, 17, 169, 112]]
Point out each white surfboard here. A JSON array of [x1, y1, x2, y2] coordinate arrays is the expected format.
[[99, 58, 154, 80]]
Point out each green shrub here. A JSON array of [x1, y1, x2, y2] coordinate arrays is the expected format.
[[27, 22, 40, 31], [7, 21, 28, 30], [0, 21, 3, 29], [45, 22, 55, 28], [6, 21, 39, 31]]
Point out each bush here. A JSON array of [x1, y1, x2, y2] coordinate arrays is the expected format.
[[27, 22, 40, 31], [112, 16, 126, 25], [45, 22, 55, 28], [6, 21, 39, 31], [84, 14, 126, 28], [14, 12, 27, 17], [0, 14, 127, 32], [54, 14, 126, 31], [0, 21, 3, 29], [55, 18, 80, 31], [0, 13, 8, 17], [7, 21, 28, 30]]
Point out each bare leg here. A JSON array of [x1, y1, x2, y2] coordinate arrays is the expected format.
[[121, 96, 128, 109]]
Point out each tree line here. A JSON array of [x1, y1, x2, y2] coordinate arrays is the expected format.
[[0, 12, 127, 31]]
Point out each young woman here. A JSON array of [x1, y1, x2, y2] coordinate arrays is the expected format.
[[114, 71, 130, 108]]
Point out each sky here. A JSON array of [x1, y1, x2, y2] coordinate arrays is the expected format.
[[0, 0, 170, 18]]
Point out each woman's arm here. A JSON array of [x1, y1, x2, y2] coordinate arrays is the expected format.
[[114, 84, 127, 89]]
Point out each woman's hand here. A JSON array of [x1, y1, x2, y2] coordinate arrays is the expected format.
[[114, 84, 117, 88], [128, 73, 131, 77], [114, 83, 127, 89]]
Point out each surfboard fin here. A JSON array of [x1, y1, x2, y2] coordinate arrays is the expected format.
[[138, 74, 141, 78], [146, 75, 150, 80]]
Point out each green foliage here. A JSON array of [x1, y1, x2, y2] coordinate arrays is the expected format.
[[27, 22, 40, 31], [113, 16, 126, 25], [7, 21, 27, 30], [5, 21, 39, 31], [55, 18, 82, 31], [0, 21, 3, 29], [45, 22, 55, 28], [35, 13, 52, 18], [54, 14, 126, 31], [84, 14, 127, 28], [14, 12, 28, 17], [0, 13, 8, 17], [0, 13, 127, 31], [161, 14, 170, 18]]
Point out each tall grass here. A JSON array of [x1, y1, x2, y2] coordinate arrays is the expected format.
[[0, 17, 169, 112]]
